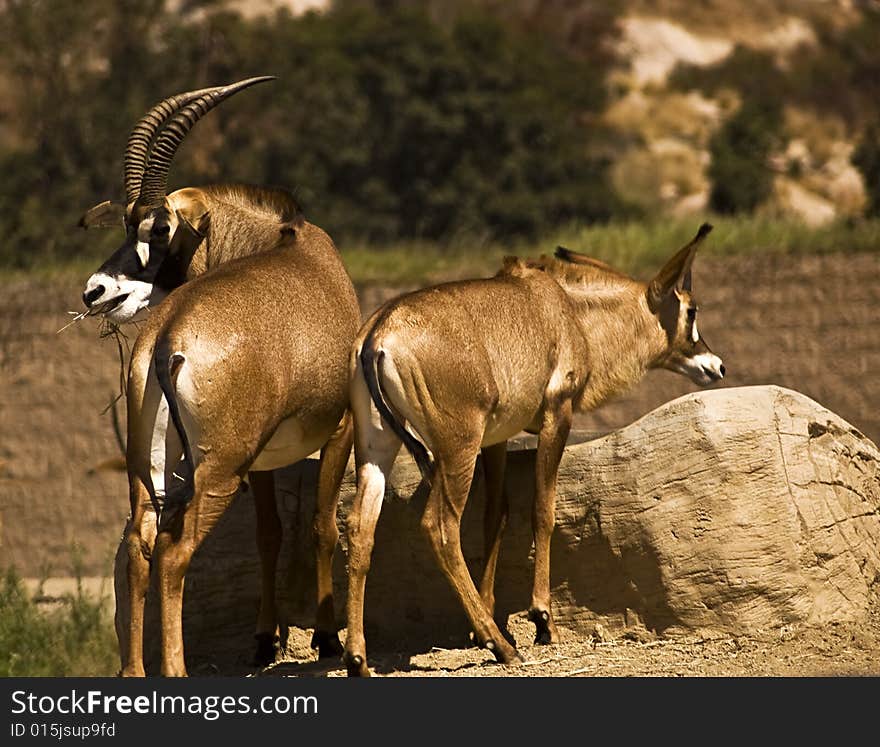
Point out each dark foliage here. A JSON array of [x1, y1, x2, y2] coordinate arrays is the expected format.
[[0, 0, 623, 268], [853, 123, 880, 218], [708, 100, 781, 215]]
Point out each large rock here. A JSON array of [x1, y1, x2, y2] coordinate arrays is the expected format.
[[551, 385, 880, 636], [140, 385, 880, 672]]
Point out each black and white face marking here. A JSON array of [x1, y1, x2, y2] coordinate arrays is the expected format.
[[661, 302, 725, 386], [136, 215, 156, 268], [687, 305, 700, 343], [82, 209, 176, 323]]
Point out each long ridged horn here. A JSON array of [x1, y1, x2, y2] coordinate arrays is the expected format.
[[124, 86, 218, 206], [136, 76, 275, 208]]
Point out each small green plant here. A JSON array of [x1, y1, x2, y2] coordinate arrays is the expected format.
[[0, 566, 117, 677]]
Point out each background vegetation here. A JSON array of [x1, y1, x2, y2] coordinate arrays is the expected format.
[[0, 566, 116, 677], [2, 0, 877, 273], [0, 0, 624, 268]]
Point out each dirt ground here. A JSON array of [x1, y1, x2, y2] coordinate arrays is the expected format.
[[256, 589, 880, 677]]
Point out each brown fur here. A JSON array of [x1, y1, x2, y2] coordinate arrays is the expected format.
[[119, 221, 360, 677], [160, 185, 303, 278], [342, 226, 723, 675], [79, 83, 339, 676]]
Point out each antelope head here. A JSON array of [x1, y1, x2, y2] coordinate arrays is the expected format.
[[646, 223, 725, 386], [80, 76, 274, 323]]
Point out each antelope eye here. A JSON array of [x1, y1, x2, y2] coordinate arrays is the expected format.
[[686, 307, 697, 319]]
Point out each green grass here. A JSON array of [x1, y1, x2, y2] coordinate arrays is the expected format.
[[343, 215, 880, 285], [3, 215, 879, 287], [0, 567, 117, 677]]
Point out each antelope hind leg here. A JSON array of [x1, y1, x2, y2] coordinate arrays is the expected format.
[[115, 476, 156, 677], [423, 448, 523, 666], [476, 441, 515, 646], [154, 469, 239, 677], [343, 419, 401, 677]]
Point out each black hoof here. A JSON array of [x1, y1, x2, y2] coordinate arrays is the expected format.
[[484, 639, 503, 663], [253, 632, 279, 667], [343, 651, 369, 677], [484, 638, 523, 665], [469, 623, 516, 648], [534, 628, 552, 645], [528, 608, 555, 645], [310, 630, 344, 659]]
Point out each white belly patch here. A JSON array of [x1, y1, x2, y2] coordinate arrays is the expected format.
[[250, 416, 325, 471]]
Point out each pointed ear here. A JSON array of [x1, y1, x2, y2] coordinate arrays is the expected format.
[[647, 223, 712, 310], [175, 209, 208, 242], [169, 188, 209, 242], [555, 246, 585, 263], [78, 200, 126, 229], [555, 246, 625, 275], [556, 246, 603, 266]]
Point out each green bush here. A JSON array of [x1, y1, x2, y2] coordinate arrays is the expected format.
[[0, 567, 117, 677], [853, 123, 880, 218], [708, 101, 781, 214]]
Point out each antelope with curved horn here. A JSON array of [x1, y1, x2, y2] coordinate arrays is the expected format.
[[343, 224, 724, 676], [81, 76, 276, 322], [80, 79, 359, 675]]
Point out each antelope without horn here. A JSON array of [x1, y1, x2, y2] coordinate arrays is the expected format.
[[343, 224, 724, 676], [79, 79, 360, 675]]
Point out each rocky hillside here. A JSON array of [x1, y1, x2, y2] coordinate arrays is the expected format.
[[606, 1, 868, 223]]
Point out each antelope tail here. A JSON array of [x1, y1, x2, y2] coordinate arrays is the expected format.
[[359, 341, 434, 484], [154, 339, 195, 519]]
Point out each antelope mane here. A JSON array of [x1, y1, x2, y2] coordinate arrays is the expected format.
[[199, 184, 304, 266], [529, 255, 644, 311]]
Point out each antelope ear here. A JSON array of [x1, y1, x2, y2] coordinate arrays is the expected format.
[[647, 223, 712, 310], [78, 200, 126, 229], [175, 209, 208, 241], [555, 246, 586, 263], [555, 246, 624, 275], [170, 188, 210, 242]]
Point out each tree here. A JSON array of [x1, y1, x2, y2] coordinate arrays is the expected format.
[[708, 100, 781, 215], [852, 123, 880, 218]]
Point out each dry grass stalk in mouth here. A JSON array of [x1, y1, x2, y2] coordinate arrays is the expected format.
[[57, 310, 133, 413]]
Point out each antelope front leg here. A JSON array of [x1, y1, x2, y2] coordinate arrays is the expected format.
[[250, 470, 281, 667], [311, 412, 353, 659], [115, 476, 156, 677], [479, 441, 511, 635], [529, 399, 572, 645]]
